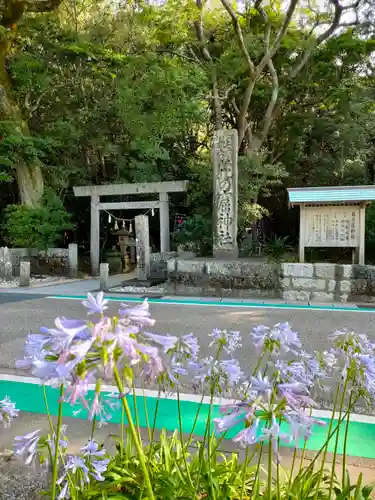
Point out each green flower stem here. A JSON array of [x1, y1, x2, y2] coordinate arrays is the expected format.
[[342, 390, 353, 488], [240, 447, 250, 500], [51, 385, 64, 500], [288, 447, 297, 490], [91, 380, 101, 442], [42, 385, 55, 435], [120, 390, 125, 455], [142, 383, 152, 443], [251, 443, 264, 500], [276, 438, 280, 500], [193, 386, 216, 500], [328, 377, 350, 499], [268, 439, 273, 500], [132, 378, 142, 441], [149, 390, 161, 456], [177, 389, 194, 488], [113, 366, 155, 500], [304, 396, 358, 476], [186, 391, 205, 449], [313, 378, 347, 500], [298, 408, 312, 473]]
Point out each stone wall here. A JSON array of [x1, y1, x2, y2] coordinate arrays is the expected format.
[[166, 258, 279, 298], [280, 263, 351, 302], [280, 263, 375, 303], [165, 258, 375, 303], [11, 248, 69, 277]]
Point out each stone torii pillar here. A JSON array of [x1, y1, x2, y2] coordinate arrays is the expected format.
[[212, 129, 239, 259]]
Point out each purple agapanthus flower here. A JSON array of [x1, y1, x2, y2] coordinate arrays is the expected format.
[[251, 325, 271, 352], [143, 332, 179, 353], [144, 331, 199, 361], [0, 396, 18, 427], [57, 481, 69, 500], [13, 429, 41, 465], [285, 411, 326, 443], [88, 393, 112, 426], [62, 375, 93, 408], [81, 440, 106, 458], [47, 424, 69, 456], [259, 416, 291, 455], [167, 361, 187, 384], [58, 455, 90, 490], [214, 409, 246, 434], [272, 323, 302, 354], [233, 418, 260, 447], [119, 299, 155, 327], [220, 359, 243, 385], [91, 458, 110, 481], [189, 356, 243, 391], [250, 373, 272, 395], [82, 292, 108, 315], [209, 328, 242, 354]]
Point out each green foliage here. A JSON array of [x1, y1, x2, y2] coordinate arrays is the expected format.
[[265, 236, 294, 262], [172, 214, 212, 255], [84, 430, 255, 499], [2, 0, 375, 246], [238, 153, 286, 231], [4, 193, 74, 249]]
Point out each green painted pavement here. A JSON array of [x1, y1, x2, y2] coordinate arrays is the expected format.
[[1, 380, 375, 459]]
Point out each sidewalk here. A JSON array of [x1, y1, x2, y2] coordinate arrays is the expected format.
[[0, 273, 134, 296]]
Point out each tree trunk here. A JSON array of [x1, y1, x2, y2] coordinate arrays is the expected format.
[[0, 32, 44, 207]]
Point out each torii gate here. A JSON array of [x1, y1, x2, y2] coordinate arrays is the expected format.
[[73, 181, 188, 275]]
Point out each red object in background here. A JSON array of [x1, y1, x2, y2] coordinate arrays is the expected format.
[[174, 214, 186, 231]]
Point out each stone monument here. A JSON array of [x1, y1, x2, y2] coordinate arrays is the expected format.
[[212, 129, 239, 259], [135, 215, 151, 280], [19, 261, 30, 287]]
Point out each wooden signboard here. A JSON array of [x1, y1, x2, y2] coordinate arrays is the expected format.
[[303, 205, 360, 247]]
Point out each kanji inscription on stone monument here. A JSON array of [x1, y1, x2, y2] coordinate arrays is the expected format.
[[212, 129, 238, 258]]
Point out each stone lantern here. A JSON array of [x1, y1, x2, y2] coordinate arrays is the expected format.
[[112, 227, 136, 272]]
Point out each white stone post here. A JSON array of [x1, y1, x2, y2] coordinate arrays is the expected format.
[[0, 247, 5, 279], [3, 247, 12, 281], [135, 215, 151, 280], [100, 263, 109, 292], [19, 261, 30, 287], [68, 243, 78, 279], [159, 192, 170, 252], [212, 129, 239, 259], [91, 195, 100, 276]]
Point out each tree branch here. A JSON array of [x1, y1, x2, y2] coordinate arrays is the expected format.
[[155, 48, 201, 65], [194, 0, 222, 129], [256, 58, 279, 149], [220, 0, 255, 78], [253, 1, 280, 150], [255, 0, 299, 76], [288, 0, 344, 79], [193, 0, 212, 63]]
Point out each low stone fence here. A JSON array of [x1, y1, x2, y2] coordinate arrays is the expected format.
[[164, 258, 375, 303], [10, 248, 69, 277], [0, 245, 78, 281], [280, 263, 352, 302], [166, 258, 279, 298]]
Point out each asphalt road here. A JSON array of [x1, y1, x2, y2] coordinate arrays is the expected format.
[[0, 293, 375, 376]]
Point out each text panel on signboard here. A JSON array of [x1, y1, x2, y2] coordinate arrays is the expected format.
[[303, 206, 359, 247]]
